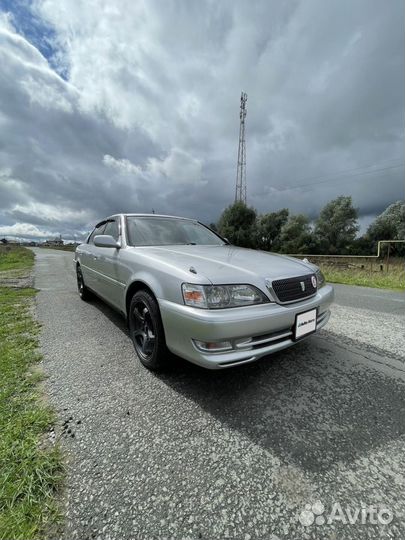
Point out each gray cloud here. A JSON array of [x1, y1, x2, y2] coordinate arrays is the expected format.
[[0, 0, 403, 240]]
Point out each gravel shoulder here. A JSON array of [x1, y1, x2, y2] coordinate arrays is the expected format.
[[32, 248, 405, 540]]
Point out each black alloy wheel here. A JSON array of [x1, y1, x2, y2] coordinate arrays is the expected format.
[[132, 301, 156, 359], [129, 290, 167, 370], [76, 265, 91, 301]]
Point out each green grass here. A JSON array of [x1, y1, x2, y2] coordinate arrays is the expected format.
[[321, 264, 405, 291], [0, 248, 63, 539], [0, 246, 35, 272]]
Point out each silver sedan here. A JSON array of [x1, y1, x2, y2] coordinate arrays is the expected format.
[[74, 214, 334, 370]]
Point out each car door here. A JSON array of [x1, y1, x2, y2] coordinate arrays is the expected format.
[[91, 218, 124, 309], [81, 221, 107, 292]]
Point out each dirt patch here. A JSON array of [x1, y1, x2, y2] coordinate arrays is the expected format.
[[0, 270, 34, 288]]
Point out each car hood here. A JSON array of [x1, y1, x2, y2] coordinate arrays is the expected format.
[[134, 244, 315, 285]]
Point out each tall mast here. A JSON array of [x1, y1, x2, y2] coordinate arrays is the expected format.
[[235, 92, 247, 204]]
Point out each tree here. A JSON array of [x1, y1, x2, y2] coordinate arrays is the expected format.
[[218, 202, 257, 248], [367, 201, 405, 243], [256, 209, 289, 251], [366, 201, 405, 256], [314, 196, 359, 254], [279, 214, 313, 254], [346, 235, 373, 256]]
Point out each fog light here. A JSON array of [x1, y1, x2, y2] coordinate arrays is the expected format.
[[193, 339, 233, 352]]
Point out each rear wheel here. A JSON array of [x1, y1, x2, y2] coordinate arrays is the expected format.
[[128, 290, 168, 370], [76, 265, 92, 301]]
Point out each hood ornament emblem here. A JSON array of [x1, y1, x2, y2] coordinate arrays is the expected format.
[[311, 275, 317, 288]]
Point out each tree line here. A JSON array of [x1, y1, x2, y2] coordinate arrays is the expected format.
[[211, 196, 404, 256]]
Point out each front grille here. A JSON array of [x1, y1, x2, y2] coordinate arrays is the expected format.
[[272, 274, 317, 303]]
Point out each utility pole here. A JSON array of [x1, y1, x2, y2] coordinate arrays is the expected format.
[[235, 91, 248, 204]]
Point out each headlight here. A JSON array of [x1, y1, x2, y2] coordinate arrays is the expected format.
[[182, 283, 269, 309], [315, 269, 326, 288]]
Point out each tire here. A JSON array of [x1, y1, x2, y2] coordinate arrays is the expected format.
[[76, 265, 92, 301], [128, 289, 168, 370]]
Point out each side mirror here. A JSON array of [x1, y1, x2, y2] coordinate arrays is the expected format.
[[94, 235, 120, 249]]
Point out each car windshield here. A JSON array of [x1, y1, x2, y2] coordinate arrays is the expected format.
[[126, 217, 225, 246]]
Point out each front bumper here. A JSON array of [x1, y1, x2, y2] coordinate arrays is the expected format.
[[159, 284, 334, 369]]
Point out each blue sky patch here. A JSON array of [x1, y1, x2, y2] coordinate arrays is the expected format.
[[1, 0, 67, 78]]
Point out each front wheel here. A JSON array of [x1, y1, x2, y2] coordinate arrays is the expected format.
[[76, 265, 92, 301], [128, 290, 168, 370]]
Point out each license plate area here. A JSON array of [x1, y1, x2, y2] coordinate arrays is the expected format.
[[294, 308, 318, 340]]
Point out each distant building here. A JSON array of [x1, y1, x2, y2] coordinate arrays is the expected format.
[[43, 234, 64, 247], [1, 238, 19, 245]]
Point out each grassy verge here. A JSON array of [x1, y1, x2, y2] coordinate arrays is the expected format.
[[321, 264, 405, 291], [0, 247, 63, 539], [0, 245, 35, 272]]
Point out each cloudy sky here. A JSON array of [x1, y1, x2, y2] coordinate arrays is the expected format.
[[0, 0, 403, 240]]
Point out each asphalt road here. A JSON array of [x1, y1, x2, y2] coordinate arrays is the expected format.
[[32, 248, 405, 540]]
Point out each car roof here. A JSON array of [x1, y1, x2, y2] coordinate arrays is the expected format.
[[92, 213, 196, 229], [113, 213, 195, 221]]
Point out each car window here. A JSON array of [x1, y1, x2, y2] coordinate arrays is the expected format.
[[88, 222, 106, 244], [103, 219, 119, 240], [126, 217, 224, 246]]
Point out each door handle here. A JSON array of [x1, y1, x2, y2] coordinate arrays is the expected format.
[[92, 255, 99, 260]]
